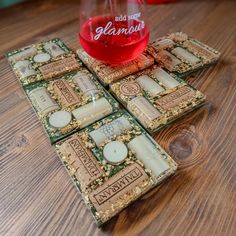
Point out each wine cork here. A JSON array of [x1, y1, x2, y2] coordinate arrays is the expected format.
[[136, 75, 164, 97], [77, 48, 154, 85], [28, 87, 59, 116], [52, 79, 81, 107], [127, 96, 160, 128], [127, 134, 170, 177], [39, 56, 80, 79], [153, 38, 175, 50], [89, 116, 132, 146], [44, 41, 66, 57], [156, 50, 181, 71], [9, 47, 37, 62], [172, 47, 201, 64], [58, 135, 104, 190], [72, 97, 113, 128], [14, 60, 36, 78], [102, 54, 154, 84], [183, 39, 220, 62], [72, 72, 99, 96], [155, 86, 195, 110], [88, 163, 149, 212], [152, 68, 180, 89]]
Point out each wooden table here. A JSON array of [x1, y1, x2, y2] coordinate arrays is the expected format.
[[0, 0, 235, 235]]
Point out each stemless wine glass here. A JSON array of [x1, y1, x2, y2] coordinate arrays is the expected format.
[[79, 0, 149, 64]]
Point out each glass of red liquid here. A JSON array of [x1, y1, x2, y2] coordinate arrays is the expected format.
[[79, 0, 149, 65]]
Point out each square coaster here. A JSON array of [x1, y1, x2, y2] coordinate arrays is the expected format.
[[55, 111, 177, 225], [6, 38, 81, 85], [25, 68, 120, 143], [147, 32, 221, 77], [110, 65, 206, 134], [77, 48, 154, 86]]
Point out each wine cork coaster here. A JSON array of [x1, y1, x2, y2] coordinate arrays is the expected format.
[[49, 111, 72, 128], [103, 141, 128, 165], [110, 65, 206, 134], [147, 31, 221, 77], [55, 111, 178, 225], [6, 38, 80, 86], [25, 68, 119, 143]]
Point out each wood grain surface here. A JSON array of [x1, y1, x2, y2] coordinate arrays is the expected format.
[[0, 0, 235, 235]]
